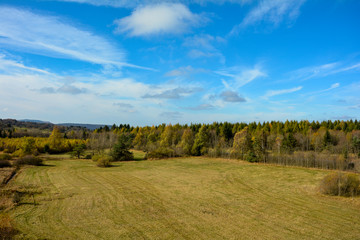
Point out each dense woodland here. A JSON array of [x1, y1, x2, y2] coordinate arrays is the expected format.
[[1, 119, 360, 171]]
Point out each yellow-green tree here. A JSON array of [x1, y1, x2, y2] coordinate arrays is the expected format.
[[49, 126, 62, 152]]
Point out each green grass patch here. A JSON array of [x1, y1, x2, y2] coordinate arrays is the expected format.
[[5, 157, 360, 239]]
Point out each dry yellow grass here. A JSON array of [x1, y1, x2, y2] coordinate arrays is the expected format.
[[5, 156, 360, 239]]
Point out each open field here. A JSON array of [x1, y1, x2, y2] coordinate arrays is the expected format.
[[5, 156, 360, 239]]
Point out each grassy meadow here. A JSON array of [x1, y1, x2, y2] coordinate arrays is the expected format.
[[5, 155, 360, 239]]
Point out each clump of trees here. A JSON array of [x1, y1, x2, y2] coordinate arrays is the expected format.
[[91, 134, 134, 167], [320, 172, 360, 197]]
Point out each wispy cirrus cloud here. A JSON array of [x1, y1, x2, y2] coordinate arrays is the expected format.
[[290, 62, 360, 81], [114, 3, 207, 36], [231, 0, 306, 34], [216, 65, 266, 89], [263, 86, 302, 99], [184, 34, 226, 63], [305, 83, 340, 96], [0, 6, 151, 70], [0, 54, 51, 75]]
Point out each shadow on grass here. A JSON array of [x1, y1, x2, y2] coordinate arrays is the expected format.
[[40, 163, 56, 167]]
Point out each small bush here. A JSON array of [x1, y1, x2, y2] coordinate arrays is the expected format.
[[84, 154, 92, 159], [3, 148, 15, 154], [147, 147, 175, 159], [12, 191, 21, 205], [320, 172, 360, 197], [0, 160, 11, 168], [0, 153, 12, 161], [93, 154, 112, 167], [14, 155, 43, 166]]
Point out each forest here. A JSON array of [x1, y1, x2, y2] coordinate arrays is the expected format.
[[1, 119, 360, 171]]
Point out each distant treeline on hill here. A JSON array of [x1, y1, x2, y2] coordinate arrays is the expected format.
[[0, 119, 106, 138]]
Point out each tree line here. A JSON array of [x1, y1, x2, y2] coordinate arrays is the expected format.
[[94, 120, 360, 170], [1, 119, 360, 171]]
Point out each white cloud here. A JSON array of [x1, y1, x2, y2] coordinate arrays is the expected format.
[[220, 90, 246, 102], [231, 0, 306, 33], [264, 86, 302, 99], [114, 3, 206, 36], [0, 6, 151, 70], [329, 83, 340, 90]]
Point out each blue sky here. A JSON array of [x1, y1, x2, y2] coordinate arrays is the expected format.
[[0, 0, 359, 125]]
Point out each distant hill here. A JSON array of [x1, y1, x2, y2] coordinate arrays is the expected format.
[[57, 123, 109, 130], [1, 118, 54, 130], [20, 119, 52, 124]]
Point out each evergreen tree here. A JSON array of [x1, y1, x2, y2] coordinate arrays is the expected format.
[[111, 134, 134, 161]]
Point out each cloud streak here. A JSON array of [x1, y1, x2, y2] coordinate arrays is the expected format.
[[0, 54, 51, 75], [264, 86, 302, 99]]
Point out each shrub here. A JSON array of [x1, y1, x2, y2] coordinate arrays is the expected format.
[[14, 155, 43, 166], [0, 153, 12, 160], [320, 172, 360, 197], [0, 160, 11, 168], [246, 151, 259, 163], [147, 147, 175, 159], [93, 154, 112, 167]]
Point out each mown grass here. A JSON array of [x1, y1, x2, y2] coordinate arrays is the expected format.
[[5, 156, 360, 239]]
